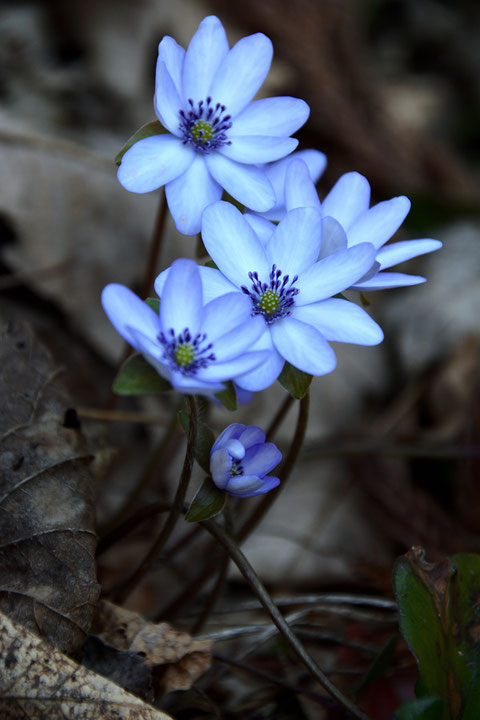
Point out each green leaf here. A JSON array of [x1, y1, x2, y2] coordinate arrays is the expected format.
[[355, 635, 397, 695], [393, 548, 480, 720], [113, 353, 171, 395], [204, 259, 219, 270], [359, 292, 371, 307], [145, 297, 160, 314], [178, 411, 215, 474], [215, 381, 237, 411], [115, 120, 167, 166], [278, 362, 312, 399], [395, 698, 444, 720], [185, 477, 226, 522]]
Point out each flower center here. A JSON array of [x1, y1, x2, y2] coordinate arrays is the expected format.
[[158, 327, 216, 375], [230, 461, 244, 477], [241, 265, 299, 324], [179, 97, 232, 153]]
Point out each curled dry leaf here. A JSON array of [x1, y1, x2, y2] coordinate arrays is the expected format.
[[0, 609, 172, 719], [0, 316, 100, 656], [93, 600, 213, 696]]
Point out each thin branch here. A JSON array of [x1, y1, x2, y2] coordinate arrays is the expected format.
[[96, 501, 171, 557], [141, 188, 168, 299], [265, 393, 294, 440], [77, 407, 167, 425], [202, 518, 372, 720]]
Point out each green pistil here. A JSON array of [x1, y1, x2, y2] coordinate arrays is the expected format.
[[175, 343, 195, 367], [258, 289, 280, 315], [191, 120, 214, 143]]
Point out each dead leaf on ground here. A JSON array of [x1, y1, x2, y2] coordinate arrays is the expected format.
[[0, 315, 100, 655], [0, 609, 172, 719], [93, 600, 213, 696]]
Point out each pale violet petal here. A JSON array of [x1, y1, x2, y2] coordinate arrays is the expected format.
[[210, 33, 273, 117], [319, 217, 348, 259], [296, 243, 376, 304], [239, 426, 265, 448], [201, 201, 270, 286], [117, 135, 194, 193], [157, 36, 185, 96], [182, 16, 229, 102], [168, 371, 225, 395], [196, 349, 270, 382], [321, 172, 371, 230], [376, 239, 442, 270], [234, 330, 284, 391], [292, 299, 384, 345], [270, 317, 336, 375], [220, 136, 298, 164], [201, 292, 254, 342], [266, 207, 323, 275], [102, 284, 161, 352], [166, 154, 222, 235], [226, 474, 280, 497], [211, 424, 245, 453], [212, 316, 265, 362], [210, 448, 232, 488], [242, 443, 282, 476], [244, 213, 275, 246], [348, 196, 411, 249], [285, 159, 321, 212], [160, 258, 203, 336], [225, 439, 245, 461], [230, 97, 310, 137], [154, 62, 183, 136], [197, 266, 239, 302], [352, 272, 426, 290], [205, 152, 275, 211]]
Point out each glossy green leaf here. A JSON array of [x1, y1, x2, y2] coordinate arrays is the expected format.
[[185, 477, 226, 522], [215, 381, 237, 411], [145, 297, 160, 314], [395, 698, 444, 720], [177, 410, 215, 473], [393, 548, 480, 720], [113, 353, 171, 395], [278, 362, 312, 399], [115, 120, 167, 166]]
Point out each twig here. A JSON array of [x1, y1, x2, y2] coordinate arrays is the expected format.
[[77, 407, 167, 425], [202, 518, 372, 720], [141, 188, 168, 299], [96, 501, 171, 557], [265, 393, 294, 440]]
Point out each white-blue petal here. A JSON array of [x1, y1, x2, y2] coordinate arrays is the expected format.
[[226, 474, 280, 497], [201, 201, 270, 286], [319, 217, 348, 259], [270, 317, 336, 375], [284, 158, 322, 212], [210, 33, 273, 117], [220, 136, 298, 164], [157, 36, 185, 96], [230, 97, 310, 137], [292, 299, 384, 345], [210, 448, 232, 489], [321, 172, 371, 230], [376, 238, 442, 270], [201, 292, 253, 342], [160, 258, 203, 336], [244, 213, 275, 246], [226, 439, 245, 461], [348, 196, 411, 249], [117, 135, 194, 193], [197, 266, 239, 302], [352, 272, 426, 290], [239, 426, 265, 448], [296, 243, 376, 304], [181, 16, 229, 102], [102, 284, 161, 352], [205, 153, 275, 211], [234, 330, 284, 391], [211, 424, 245, 453], [266, 207, 323, 276], [154, 62, 183, 136], [242, 443, 282, 476], [166, 153, 222, 235], [196, 349, 270, 382]]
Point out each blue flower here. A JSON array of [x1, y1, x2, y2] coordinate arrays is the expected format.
[[210, 424, 281, 497], [117, 15, 310, 235], [268, 158, 442, 290], [102, 258, 268, 395], [156, 203, 383, 391]]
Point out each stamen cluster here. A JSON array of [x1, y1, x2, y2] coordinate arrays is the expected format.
[[241, 264, 299, 323], [179, 97, 232, 152], [158, 327, 215, 375]]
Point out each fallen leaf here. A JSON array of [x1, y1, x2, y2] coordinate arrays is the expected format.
[[93, 600, 213, 696], [0, 316, 100, 655], [0, 609, 172, 719]]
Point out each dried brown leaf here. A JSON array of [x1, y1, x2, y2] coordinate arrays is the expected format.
[[0, 316, 100, 655], [0, 609, 172, 719], [94, 600, 213, 695]]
